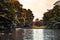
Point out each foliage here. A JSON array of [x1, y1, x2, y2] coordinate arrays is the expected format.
[[0, 0, 34, 28], [43, 5, 60, 28], [26, 9, 34, 25], [17, 9, 34, 28], [43, 5, 60, 23]]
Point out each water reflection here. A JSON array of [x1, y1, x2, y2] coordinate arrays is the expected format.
[[33, 29, 44, 40], [16, 28, 60, 40]]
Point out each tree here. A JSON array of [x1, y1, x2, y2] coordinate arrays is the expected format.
[[26, 9, 34, 26], [17, 9, 34, 28], [0, 0, 22, 40], [0, 16, 12, 32], [43, 5, 60, 28], [0, 0, 23, 26], [0, 0, 15, 24], [0, 0, 34, 28]]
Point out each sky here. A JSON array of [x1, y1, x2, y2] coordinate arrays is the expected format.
[[18, 0, 58, 21]]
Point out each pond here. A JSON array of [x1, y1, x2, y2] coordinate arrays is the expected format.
[[16, 28, 60, 40]]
